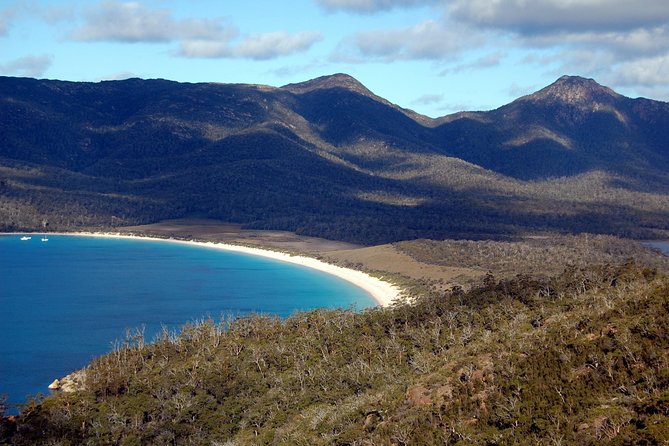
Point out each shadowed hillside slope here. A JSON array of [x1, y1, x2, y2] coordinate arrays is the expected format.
[[1, 74, 668, 242], [437, 76, 669, 185]]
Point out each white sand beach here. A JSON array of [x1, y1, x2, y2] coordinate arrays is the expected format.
[[39, 232, 403, 307]]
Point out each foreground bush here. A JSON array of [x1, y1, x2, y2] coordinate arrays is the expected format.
[[2, 262, 668, 445]]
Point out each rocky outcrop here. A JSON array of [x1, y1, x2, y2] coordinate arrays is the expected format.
[[48, 369, 86, 393]]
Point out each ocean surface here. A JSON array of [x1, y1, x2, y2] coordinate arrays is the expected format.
[[0, 234, 375, 412]]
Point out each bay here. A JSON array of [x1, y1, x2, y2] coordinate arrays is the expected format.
[[0, 234, 374, 412]]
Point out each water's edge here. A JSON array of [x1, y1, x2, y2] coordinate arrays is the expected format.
[[1, 233, 396, 412]]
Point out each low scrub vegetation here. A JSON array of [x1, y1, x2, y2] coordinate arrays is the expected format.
[[396, 234, 669, 278], [2, 261, 668, 445]]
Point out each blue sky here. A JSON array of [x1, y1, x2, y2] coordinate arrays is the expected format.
[[1, 0, 668, 117]]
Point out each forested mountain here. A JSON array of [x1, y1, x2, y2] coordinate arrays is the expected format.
[[1, 74, 668, 243], [438, 75, 669, 183]]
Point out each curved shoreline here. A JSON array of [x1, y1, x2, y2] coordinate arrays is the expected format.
[[6, 231, 403, 307]]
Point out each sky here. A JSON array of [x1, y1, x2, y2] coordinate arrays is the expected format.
[[1, 0, 668, 117]]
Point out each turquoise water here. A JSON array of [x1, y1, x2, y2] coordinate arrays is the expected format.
[[0, 235, 375, 412]]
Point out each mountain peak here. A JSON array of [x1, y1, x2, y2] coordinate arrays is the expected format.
[[521, 75, 621, 106], [283, 73, 435, 125], [281, 73, 372, 96]]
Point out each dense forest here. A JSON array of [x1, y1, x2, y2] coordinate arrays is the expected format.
[[2, 262, 667, 444]]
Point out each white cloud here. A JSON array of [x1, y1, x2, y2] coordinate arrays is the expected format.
[[608, 55, 669, 88], [177, 18, 238, 41], [523, 48, 617, 76], [70, 1, 177, 42], [69, 1, 320, 60], [335, 19, 487, 61], [441, 0, 669, 99], [69, 1, 235, 43], [178, 31, 323, 60], [520, 26, 669, 60], [0, 54, 52, 77], [317, 0, 438, 13], [450, 0, 669, 34], [233, 31, 323, 60], [0, 2, 74, 37], [322, 0, 669, 101]]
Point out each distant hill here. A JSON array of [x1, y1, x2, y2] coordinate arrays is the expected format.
[[1, 74, 668, 243], [438, 76, 669, 183]]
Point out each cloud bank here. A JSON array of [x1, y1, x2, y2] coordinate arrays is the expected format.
[[317, 0, 438, 13], [69, 1, 321, 60], [449, 0, 669, 33], [2, 0, 666, 110], [330, 0, 669, 99], [178, 31, 323, 60], [333, 19, 487, 62], [0, 55, 52, 77]]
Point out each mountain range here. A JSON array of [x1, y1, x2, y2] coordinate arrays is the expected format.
[[1, 74, 668, 243]]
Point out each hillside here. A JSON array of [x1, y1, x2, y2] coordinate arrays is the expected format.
[[3, 262, 667, 444], [1, 74, 669, 243], [438, 76, 669, 183]]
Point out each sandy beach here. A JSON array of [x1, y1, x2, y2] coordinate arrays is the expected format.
[[12, 231, 403, 307]]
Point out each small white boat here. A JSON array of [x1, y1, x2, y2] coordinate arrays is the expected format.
[[41, 235, 49, 242], [20, 236, 32, 241]]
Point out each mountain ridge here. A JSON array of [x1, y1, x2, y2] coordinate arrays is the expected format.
[[0, 73, 668, 243]]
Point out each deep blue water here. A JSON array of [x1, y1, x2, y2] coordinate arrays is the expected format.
[[0, 235, 374, 412]]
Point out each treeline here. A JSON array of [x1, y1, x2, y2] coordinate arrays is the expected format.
[[2, 261, 667, 444]]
